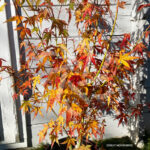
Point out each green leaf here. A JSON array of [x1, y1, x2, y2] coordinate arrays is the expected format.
[[63, 29, 69, 37], [69, 2, 74, 10], [31, 27, 39, 33]]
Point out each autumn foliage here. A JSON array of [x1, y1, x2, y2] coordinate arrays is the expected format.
[[0, 0, 150, 149]]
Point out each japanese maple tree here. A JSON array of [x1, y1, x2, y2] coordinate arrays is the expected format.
[[1, 0, 150, 149]]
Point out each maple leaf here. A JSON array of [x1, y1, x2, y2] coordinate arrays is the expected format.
[[118, 52, 139, 68], [0, 3, 6, 12], [120, 34, 130, 49], [22, 80, 32, 89], [55, 77, 60, 88], [69, 74, 82, 86], [32, 75, 41, 92], [116, 113, 129, 126], [147, 51, 150, 58], [78, 53, 96, 71], [20, 100, 32, 114], [66, 108, 73, 126], [50, 135, 59, 148], [118, 1, 126, 9], [47, 97, 55, 111], [72, 103, 82, 114], [74, 145, 91, 150], [133, 43, 146, 56], [31, 106, 43, 119], [61, 137, 76, 150], [0, 58, 6, 67], [107, 96, 111, 106], [137, 3, 150, 11], [38, 124, 49, 143], [6, 15, 24, 25], [12, 93, 18, 101]]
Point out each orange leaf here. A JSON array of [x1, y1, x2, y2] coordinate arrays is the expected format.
[[20, 29, 26, 40], [66, 108, 73, 126], [118, 1, 126, 9]]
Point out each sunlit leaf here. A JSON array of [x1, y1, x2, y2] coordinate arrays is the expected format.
[[0, 3, 6, 12]]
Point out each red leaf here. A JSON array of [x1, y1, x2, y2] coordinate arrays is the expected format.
[[120, 34, 130, 49], [0, 58, 6, 67], [55, 77, 60, 88], [91, 54, 96, 66], [145, 30, 150, 39], [12, 93, 18, 101], [25, 28, 31, 37], [147, 51, 150, 58], [68, 9, 72, 24], [137, 3, 150, 11], [42, 75, 48, 79], [134, 43, 146, 56], [69, 75, 82, 86], [118, 118, 123, 126]]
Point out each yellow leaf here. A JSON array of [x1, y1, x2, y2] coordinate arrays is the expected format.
[[0, 3, 6, 12], [61, 138, 76, 150], [84, 87, 88, 95], [50, 135, 59, 147], [118, 52, 139, 68], [57, 116, 64, 126], [80, 38, 90, 49], [36, 0, 41, 6], [72, 103, 82, 113], [32, 75, 41, 92], [48, 119, 55, 128], [20, 100, 32, 114], [120, 59, 130, 68], [108, 96, 110, 106], [39, 17, 43, 27], [121, 53, 139, 61], [31, 106, 43, 119], [74, 145, 91, 150], [58, 43, 70, 54], [38, 124, 49, 143]]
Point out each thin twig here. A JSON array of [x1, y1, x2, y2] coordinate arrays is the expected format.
[[91, 0, 119, 85]]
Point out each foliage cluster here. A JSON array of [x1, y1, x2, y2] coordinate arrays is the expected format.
[[0, 0, 150, 149]]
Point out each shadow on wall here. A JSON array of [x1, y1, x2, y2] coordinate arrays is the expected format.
[[141, 17, 150, 135], [0, 104, 4, 142], [131, 0, 150, 21], [128, 0, 150, 144]]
